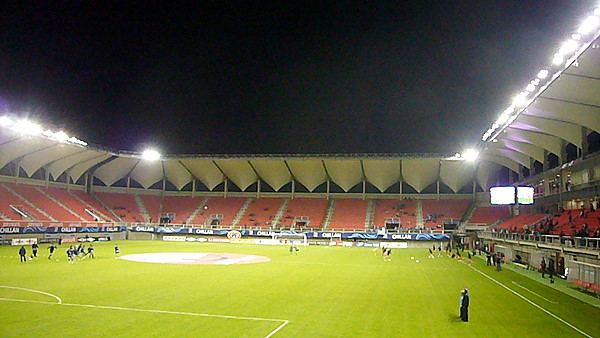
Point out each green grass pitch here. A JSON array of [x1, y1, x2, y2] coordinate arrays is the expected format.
[[0, 241, 598, 337]]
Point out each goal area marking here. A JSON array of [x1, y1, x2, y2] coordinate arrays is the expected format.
[[0, 285, 289, 338]]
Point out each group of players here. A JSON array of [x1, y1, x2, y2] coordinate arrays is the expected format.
[[19, 243, 121, 263]]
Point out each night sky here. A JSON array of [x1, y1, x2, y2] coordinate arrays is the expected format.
[[0, 1, 592, 155]]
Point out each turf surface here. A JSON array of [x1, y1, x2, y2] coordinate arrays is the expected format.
[[0, 241, 598, 337]]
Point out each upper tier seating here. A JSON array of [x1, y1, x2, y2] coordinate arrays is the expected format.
[[238, 198, 284, 228], [0, 183, 50, 221], [328, 199, 368, 230], [469, 206, 510, 225], [95, 192, 145, 223], [278, 198, 329, 228], [372, 199, 417, 229]]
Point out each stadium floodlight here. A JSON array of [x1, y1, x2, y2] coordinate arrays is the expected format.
[[595, 8, 600, 16], [571, 33, 582, 41], [11, 119, 42, 135], [496, 113, 510, 125], [0, 116, 14, 127], [552, 53, 564, 65], [537, 69, 549, 79], [141, 149, 161, 161], [559, 39, 579, 55], [525, 83, 536, 92], [512, 92, 528, 107], [577, 16, 600, 35], [52, 131, 70, 142], [461, 149, 479, 162]]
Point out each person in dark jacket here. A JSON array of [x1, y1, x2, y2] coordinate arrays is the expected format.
[[460, 288, 470, 322], [19, 246, 27, 262]]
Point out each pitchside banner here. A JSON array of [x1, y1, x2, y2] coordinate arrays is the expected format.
[[130, 227, 450, 241], [0, 225, 127, 234]]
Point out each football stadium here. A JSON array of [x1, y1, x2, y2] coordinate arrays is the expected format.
[[1, 4, 600, 338]]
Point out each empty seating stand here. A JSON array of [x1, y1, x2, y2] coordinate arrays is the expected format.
[[95, 192, 145, 223], [469, 206, 511, 225], [328, 199, 368, 230], [192, 197, 247, 226], [239, 198, 284, 228], [279, 198, 329, 229], [422, 199, 471, 228]]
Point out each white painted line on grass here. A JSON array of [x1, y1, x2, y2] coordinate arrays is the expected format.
[[0, 285, 62, 304], [462, 263, 593, 338], [0, 293, 288, 338], [265, 320, 290, 338], [511, 281, 559, 304]]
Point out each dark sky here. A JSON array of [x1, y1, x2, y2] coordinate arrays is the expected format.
[[0, 1, 593, 154]]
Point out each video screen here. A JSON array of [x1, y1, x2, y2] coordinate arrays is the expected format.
[[517, 186, 534, 205], [490, 186, 515, 205]]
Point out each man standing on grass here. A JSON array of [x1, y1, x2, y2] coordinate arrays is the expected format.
[[460, 288, 469, 322], [19, 246, 27, 262]]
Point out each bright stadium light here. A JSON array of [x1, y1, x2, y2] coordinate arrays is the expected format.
[[11, 119, 42, 135], [496, 113, 510, 125], [537, 69, 549, 79], [571, 33, 582, 41], [595, 8, 600, 16], [0, 116, 14, 127], [552, 53, 564, 65], [462, 149, 479, 162], [142, 149, 161, 161], [525, 83, 536, 92], [559, 39, 579, 55], [512, 92, 528, 107], [52, 131, 70, 142], [577, 16, 600, 35]]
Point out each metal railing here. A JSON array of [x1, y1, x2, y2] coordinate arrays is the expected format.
[[481, 231, 600, 250]]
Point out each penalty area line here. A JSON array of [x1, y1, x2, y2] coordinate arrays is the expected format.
[[462, 262, 592, 338], [0, 297, 289, 338]]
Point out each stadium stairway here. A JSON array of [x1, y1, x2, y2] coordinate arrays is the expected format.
[[272, 199, 290, 227], [68, 191, 113, 222], [232, 198, 253, 227], [1, 183, 55, 221], [36, 187, 87, 221], [416, 200, 424, 228], [135, 195, 151, 223], [185, 198, 209, 225], [458, 201, 478, 232], [365, 199, 376, 229], [322, 199, 336, 229]]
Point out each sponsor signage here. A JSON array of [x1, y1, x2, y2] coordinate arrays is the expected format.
[[129, 227, 450, 241], [11, 238, 38, 246], [0, 226, 127, 234], [163, 236, 187, 242]]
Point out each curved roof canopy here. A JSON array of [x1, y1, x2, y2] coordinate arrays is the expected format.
[[480, 7, 600, 171]]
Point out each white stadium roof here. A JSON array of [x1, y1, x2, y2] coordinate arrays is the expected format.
[[1, 6, 599, 194]]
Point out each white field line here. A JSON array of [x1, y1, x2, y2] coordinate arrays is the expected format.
[[0, 286, 288, 338], [511, 281, 559, 304], [0, 285, 62, 304], [462, 263, 593, 338]]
